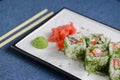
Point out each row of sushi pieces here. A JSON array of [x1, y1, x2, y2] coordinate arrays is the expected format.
[[64, 33, 120, 80]]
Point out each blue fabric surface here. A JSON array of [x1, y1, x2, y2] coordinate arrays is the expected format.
[[0, 0, 120, 80]]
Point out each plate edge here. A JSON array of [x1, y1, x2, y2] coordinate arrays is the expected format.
[[11, 45, 81, 80]]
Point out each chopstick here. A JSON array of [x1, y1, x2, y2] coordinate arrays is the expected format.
[[0, 9, 48, 41], [0, 12, 54, 48]]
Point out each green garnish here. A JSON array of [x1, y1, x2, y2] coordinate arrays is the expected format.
[[32, 36, 48, 49]]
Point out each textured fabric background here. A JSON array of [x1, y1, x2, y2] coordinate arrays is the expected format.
[[0, 0, 120, 80]]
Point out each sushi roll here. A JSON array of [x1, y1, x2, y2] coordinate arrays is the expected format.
[[109, 42, 120, 58], [64, 33, 86, 60], [109, 58, 120, 80], [85, 45, 109, 75], [85, 33, 110, 48]]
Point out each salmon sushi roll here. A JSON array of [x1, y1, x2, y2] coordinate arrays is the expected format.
[[64, 33, 86, 60], [109, 42, 120, 58], [85, 45, 109, 75], [85, 34, 110, 48], [109, 58, 120, 80]]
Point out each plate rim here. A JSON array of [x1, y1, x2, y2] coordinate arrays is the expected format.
[[11, 7, 120, 80]]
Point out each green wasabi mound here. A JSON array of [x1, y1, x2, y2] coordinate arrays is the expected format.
[[32, 36, 48, 49]]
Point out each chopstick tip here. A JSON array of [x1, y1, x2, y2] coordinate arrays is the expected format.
[[49, 11, 54, 16], [51, 11, 54, 14], [44, 8, 48, 12]]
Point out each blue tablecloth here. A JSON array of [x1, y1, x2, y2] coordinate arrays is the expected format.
[[0, 0, 120, 80]]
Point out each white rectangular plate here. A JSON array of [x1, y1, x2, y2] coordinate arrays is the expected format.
[[13, 8, 120, 80]]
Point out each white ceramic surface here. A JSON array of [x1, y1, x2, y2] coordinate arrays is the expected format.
[[15, 8, 120, 80]]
